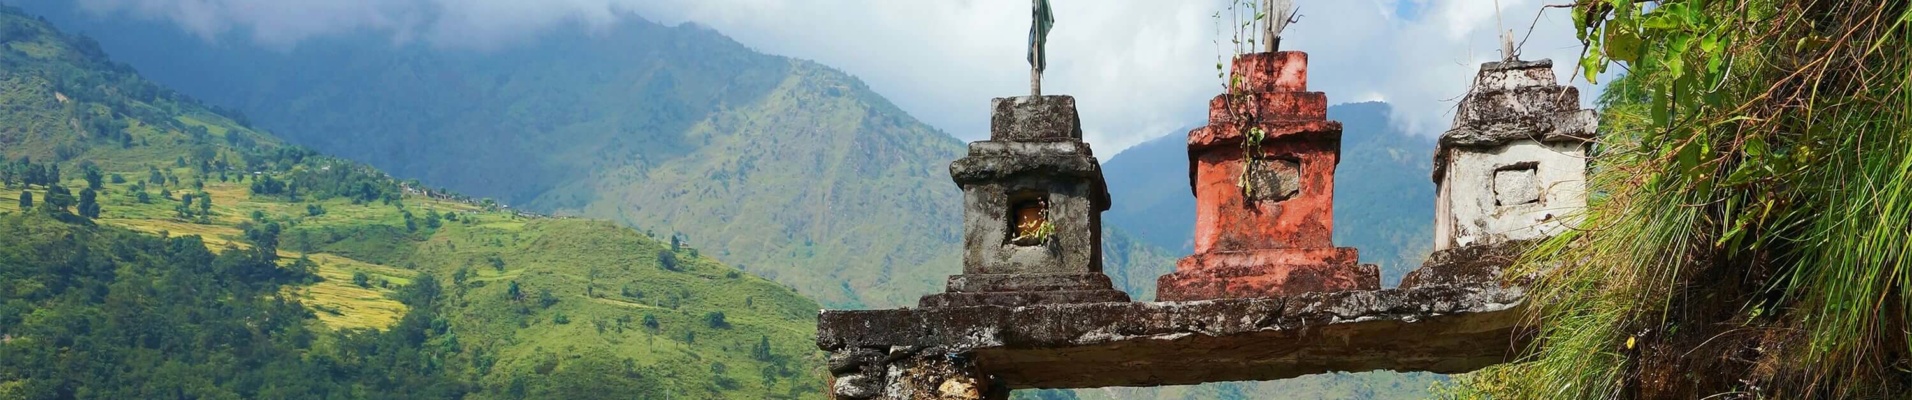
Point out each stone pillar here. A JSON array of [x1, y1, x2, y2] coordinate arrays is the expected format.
[[1429, 59, 1594, 252], [1156, 52, 1380, 301], [919, 95, 1131, 308]]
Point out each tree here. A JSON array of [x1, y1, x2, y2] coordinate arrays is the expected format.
[[17, 191, 31, 210], [77, 188, 100, 218], [352, 271, 372, 288], [506, 281, 522, 300], [703, 311, 729, 329], [751, 335, 773, 361], [537, 288, 559, 309], [42, 185, 74, 212], [641, 314, 660, 331], [656, 249, 678, 271], [82, 165, 103, 190]]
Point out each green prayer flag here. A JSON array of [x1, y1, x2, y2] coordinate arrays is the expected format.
[[1027, 0, 1054, 73]]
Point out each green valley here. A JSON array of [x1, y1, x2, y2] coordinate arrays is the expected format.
[[0, 5, 823, 398], [13, 7, 1180, 309]]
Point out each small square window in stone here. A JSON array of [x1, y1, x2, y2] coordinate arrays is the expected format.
[[1493, 163, 1541, 207], [1243, 157, 1302, 203], [1007, 192, 1054, 246]]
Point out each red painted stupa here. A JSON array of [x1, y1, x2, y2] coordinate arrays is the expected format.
[[1155, 51, 1380, 301]]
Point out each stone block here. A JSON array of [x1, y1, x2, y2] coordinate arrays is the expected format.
[[1157, 248, 1379, 301], [989, 96, 1082, 141], [1433, 59, 1594, 251], [1229, 51, 1310, 93], [920, 93, 1129, 309], [1160, 50, 1375, 300], [1189, 137, 1341, 253]]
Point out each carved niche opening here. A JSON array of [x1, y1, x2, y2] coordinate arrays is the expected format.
[[1244, 157, 1303, 203], [1007, 191, 1052, 246], [1493, 162, 1541, 207]]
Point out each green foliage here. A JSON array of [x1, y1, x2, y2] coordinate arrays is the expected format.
[[39, 185, 70, 212], [75, 187, 97, 218], [0, 212, 467, 399], [1455, 1, 1912, 397], [14, 191, 26, 210], [656, 248, 679, 271]]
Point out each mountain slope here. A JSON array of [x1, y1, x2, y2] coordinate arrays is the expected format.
[[19, 3, 1176, 309], [0, 6, 824, 398]]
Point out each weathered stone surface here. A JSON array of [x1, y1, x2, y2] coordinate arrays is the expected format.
[[948, 153, 1105, 187], [1162, 51, 1376, 300], [820, 284, 1529, 392], [1228, 51, 1310, 93], [919, 289, 1131, 308], [1399, 241, 1534, 289], [1158, 249, 1380, 301], [926, 93, 1128, 309], [1187, 120, 1342, 150], [1243, 158, 1303, 202], [1432, 59, 1593, 251], [943, 273, 1121, 293], [1205, 91, 1329, 125], [990, 96, 1082, 142]]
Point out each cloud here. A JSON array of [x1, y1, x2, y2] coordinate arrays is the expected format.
[[69, 0, 1599, 156]]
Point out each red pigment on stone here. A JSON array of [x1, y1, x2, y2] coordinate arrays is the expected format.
[[1158, 51, 1381, 301]]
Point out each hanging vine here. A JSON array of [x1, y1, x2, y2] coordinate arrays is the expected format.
[[1212, 0, 1298, 198]]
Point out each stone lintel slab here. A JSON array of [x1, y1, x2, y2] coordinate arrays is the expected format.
[[990, 95, 1083, 142], [1188, 119, 1342, 150], [1206, 91, 1329, 124], [945, 273, 1120, 293], [1473, 59, 1558, 91], [1228, 51, 1310, 93], [918, 289, 1132, 308], [966, 141, 1094, 158], [1439, 108, 1598, 148], [1400, 241, 1535, 289], [1158, 248, 1380, 301], [818, 284, 1531, 391], [949, 154, 1103, 187], [1451, 85, 1585, 128]]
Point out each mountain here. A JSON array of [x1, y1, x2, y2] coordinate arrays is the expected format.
[[15, 1, 1179, 308], [13, 2, 1432, 398], [1103, 102, 1437, 285], [0, 6, 823, 398]]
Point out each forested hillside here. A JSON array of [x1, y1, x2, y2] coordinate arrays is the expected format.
[[14, 1, 1177, 309], [0, 5, 823, 398]]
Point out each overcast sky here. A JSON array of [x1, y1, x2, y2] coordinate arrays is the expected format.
[[72, 0, 1598, 156]]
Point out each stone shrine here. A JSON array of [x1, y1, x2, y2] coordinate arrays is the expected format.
[[1429, 59, 1594, 252], [917, 95, 1130, 308], [1156, 51, 1380, 301]]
